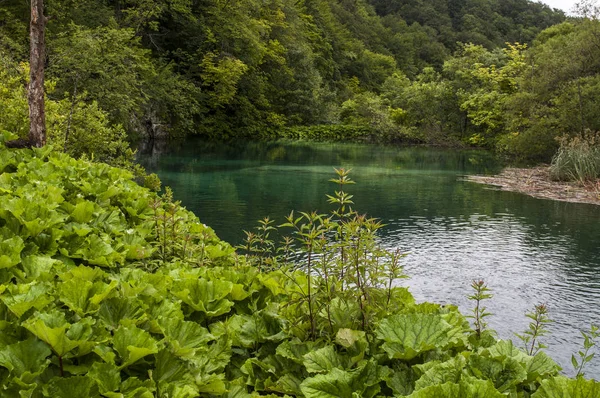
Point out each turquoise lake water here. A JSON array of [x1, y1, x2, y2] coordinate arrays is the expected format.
[[138, 138, 600, 377]]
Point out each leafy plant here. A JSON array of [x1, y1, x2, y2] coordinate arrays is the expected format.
[[516, 303, 552, 355], [467, 279, 494, 342], [571, 324, 599, 378]]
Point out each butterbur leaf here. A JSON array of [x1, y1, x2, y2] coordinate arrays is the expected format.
[[228, 311, 286, 348], [386, 364, 416, 396], [0, 339, 51, 379], [486, 340, 529, 362], [1, 282, 53, 318], [113, 324, 159, 367], [276, 340, 315, 364], [526, 351, 560, 382], [59, 278, 118, 316], [407, 377, 504, 397], [65, 317, 98, 357], [20, 256, 59, 282], [157, 381, 199, 398], [300, 360, 384, 398], [376, 314, 455, 360], [108, 377, 155, 398], [196, 373, 227, 394], [98, 297, 147, 330], [466, 354, 526, 392], [303, 346, 342, 374], [44, 375, 96, 398], [162, 318, 213, 358], [153, 349, 188, 383], [300, 367, 354, 398], [88, 362, 121, 394], [414, 356, 465, 390], [22, 312, 80, 357], [147, 299, 184, 333], [0, 236, 24, 269], [335, 328, 367, 365], [71, 201, 95, 223], [531, 375, 600, 397], [335, 328, 366, 349], [172, 278, 234, 317]]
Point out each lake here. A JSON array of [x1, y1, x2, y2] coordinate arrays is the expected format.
[[138, 138, 600, 377]]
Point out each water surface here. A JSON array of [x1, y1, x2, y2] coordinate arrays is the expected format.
[[139, 139, 600, 377]]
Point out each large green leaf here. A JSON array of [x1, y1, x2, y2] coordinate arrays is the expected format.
[[531, 376, 600, 398], [172, 278, 234, 317], [44, 375, 96, 398], [300, 367, 357, 398], [58, 278, 118, 316], [466, 353, 527, 393], [414, 356, 465, 390], [300, 360, 386, 398], [276, 340, 316, 365], [525, 351, 560, 382], [88, 362, 121, 394], [98, 297, 148, 331], [303, 346, 342, 374], [0, 339, 51, 380], [1, 282, 53, 318], [71, 201, 96, 223], [407, 377, 504, 398], [22, 312, 80, 357], [162, 318, 213, 358], [20, 256, 60, 282], [227, 310, 286, 348], [113, 324, 160, 367], [0, 236, 24, 269], [376, 314, 456, 360], [103, 377, 154, 398]]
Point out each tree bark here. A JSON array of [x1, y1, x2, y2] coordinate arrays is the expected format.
[[28, 0, 47, 148]]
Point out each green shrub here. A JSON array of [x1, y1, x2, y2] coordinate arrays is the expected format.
[[550, 132, 600, 183]]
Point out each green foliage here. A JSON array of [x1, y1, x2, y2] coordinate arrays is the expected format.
[[0, 145, 595, 396], [571, 324, 600, 378], [467, 279, 494, 342], [550, 132, 600, 183], [516, 303, 553, 356], [0, 0, 565, 143]]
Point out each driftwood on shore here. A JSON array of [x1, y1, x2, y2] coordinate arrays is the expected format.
[[464, 167, 600, 206]]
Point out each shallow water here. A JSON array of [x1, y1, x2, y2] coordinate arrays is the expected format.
[[138, 138, 600, 377]]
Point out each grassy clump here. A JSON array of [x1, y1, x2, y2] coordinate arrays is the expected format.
[[0, 143, 597, 397], [550, 132, 600, 184]]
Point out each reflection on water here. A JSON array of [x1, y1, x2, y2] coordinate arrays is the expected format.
[[138, 138, 600, 377]]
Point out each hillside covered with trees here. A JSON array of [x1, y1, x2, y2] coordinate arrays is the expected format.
[[1, 0, 575, 159]]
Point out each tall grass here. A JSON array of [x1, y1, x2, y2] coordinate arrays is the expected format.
[[550, 131, 600, 184]]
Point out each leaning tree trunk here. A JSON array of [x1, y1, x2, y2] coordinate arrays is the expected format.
[[28, 0, 47, 148]]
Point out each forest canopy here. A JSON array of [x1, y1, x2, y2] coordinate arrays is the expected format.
[[2, 0, 597, 161]]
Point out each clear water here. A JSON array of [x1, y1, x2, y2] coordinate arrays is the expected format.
[[138, 138, 600, 377]]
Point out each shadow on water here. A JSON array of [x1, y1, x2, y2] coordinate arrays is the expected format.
[[138, 138, 600, 377]]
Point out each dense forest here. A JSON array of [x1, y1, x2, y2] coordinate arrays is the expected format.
[[4, 0, 593, 162]]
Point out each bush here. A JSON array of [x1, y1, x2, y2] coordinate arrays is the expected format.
[[550, 132, 600, 183]]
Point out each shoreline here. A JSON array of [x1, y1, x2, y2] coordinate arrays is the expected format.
[[465, 167, 600, 206]]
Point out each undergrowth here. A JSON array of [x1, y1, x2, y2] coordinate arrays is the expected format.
[[0, 141, 597, 397]]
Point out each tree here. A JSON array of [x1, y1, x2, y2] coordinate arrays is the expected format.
[[27, 0, 46, 147], [6, 0, 46, 148]]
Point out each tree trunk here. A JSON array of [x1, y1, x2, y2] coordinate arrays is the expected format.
[[28, 0, 47, 148]]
